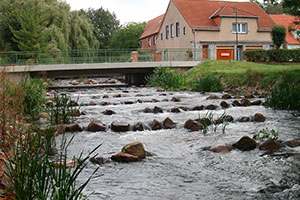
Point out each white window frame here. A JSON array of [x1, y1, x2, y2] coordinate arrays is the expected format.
[[232, 23, 247, 34], [153, 36, 157, 45], [176, 22, 180, 37], [166, 25, 169, 39], [148, 37, 151, 47], [171, 24, 174, 38]]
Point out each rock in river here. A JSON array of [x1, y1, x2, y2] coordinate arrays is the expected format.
[[121, 142, 146, 160], [210, 145, 232, 153], [259, 139, 281, 152], [163, 117, 176, 129], [184, 119, 203, 132], [111, 122, 130, 132], [87, 120, 106, 132], [254, 113, 266, 122], [150, 119, 162, 130], [111, 152, 139, 163], [232, 136, 257, 151]]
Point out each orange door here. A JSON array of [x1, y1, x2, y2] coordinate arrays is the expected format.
[[202, 45, 208, 59], [217, 49, 234, 60]]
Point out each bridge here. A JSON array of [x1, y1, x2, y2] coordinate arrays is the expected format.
[[4, 61, 202, 85]]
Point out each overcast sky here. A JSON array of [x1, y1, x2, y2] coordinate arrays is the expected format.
[[65, 0, 264, 25]]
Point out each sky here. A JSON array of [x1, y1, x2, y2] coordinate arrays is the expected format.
[[65, 0, 264, 25]]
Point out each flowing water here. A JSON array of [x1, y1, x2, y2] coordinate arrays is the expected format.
[[52, 80, 300, 200]]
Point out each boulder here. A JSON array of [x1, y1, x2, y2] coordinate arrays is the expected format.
[[90, 157, 111, 165], [170, 108, 181, 113], [163, 117, 176, 129], [222, 94, 232, 99], [111, 122, 130, 132], [254, 113, 266, 122], [111, 152, 139, 163], [220, 101, 229, 109], [152, 99, 160, 103], [251, 100, 262, 106], [103, 94, 109, 99], [232, 136, 257, 151], [232, 100, 241, 107], [157, 88, 165, 92], [46, 100, 54, 107], [286, 139, 300, 148], [100, 102, 111, 106], [102, 110, 116, 115], [87, 120, 106, 132], [205, 104, 217, 110], [143, 107, 152, 113], [184, 119, 203, 131], [55, 124, 67, 136], [179, 106, 191, 111], [214, 115, 234, 124], [150, 120, 162, 130], [244, 94, 255, 99], [124, 101, 135, 105], [133, 122, 150, 131], [121, 142, 146, 159], [259, 139, 280, 152], [113, 94, 122, 98], [171, 96, 181, 102], [210, 145, 232, 153], [71, 80, 79, 85], [193, 105, 204, 111], [89, 101, 97, 106], [238, 116, 252, 123], [65, 123, 83, 133], [153, 106, 163, 114], [81, 110, 88, 115], [240, 98, 251, 107], [206, 94, 219, 100]]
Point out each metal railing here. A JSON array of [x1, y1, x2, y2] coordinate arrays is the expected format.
[[0, 48, 210, 66]]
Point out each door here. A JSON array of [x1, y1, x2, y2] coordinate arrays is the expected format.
[[217, 46, 234, 60], [202, 45, 208, 59]]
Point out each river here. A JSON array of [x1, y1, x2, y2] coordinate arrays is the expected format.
[[52, 79, 300, 200]]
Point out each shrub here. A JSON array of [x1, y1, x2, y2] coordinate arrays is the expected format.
[[21, 78, 47, 119], [271, 25, 286, 49], [253, 128, 279, 141], [146, 67, 185, 90], [190, 73, 223, 92], [243, 49, 300, 63]]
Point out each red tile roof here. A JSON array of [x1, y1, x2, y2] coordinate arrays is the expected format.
[[140, 14, 165, 40], [172, 0, 275, 31], [270, 14, 300, 45]]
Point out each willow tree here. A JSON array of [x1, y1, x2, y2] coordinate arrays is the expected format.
[[0, 0, 98, 53]]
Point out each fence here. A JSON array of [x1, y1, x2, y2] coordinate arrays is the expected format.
[[0, 48, 210, 66]]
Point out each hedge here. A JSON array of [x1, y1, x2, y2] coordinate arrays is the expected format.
[[243, 49, 300, 63]]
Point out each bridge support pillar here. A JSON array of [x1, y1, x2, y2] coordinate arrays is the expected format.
[[125, 73, 148, 86], [131, 51, 138, 62]]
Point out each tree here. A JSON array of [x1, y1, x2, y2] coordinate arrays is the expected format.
[[282, 0, 300, 17], [81, 8, 120, 49], [271, 25, 286, 49], [110, 22, 146, 49], [9, 1, 49, 52]]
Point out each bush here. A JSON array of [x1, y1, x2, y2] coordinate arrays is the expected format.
[[271, 25, 286, 49], [146, 67, 185, 90], [21, 78, 47, 119], [266, 72, 300, 110], [243, 49, 300, 63], [190, 73, 223, 92]]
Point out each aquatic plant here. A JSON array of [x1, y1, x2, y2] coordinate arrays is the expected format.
[[190, 73, 223, 92], [47, 93, 81, 125], [198, 110, 229, 135], [146, 67, 185, 90], [253, 128, 279, 141]]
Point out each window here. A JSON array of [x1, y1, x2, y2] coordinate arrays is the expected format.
[[171, 24, 174, 38], [153, 36, 157, 45], [176, 22, 180, 37], [166, 25, 169, 39], [140, 41, 143, 49], [161, 33, 163, 40], [183, 27, 186, 35], [232, 23, 247, 33], [148, 37, 151, 47]]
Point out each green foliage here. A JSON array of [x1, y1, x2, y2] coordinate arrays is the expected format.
[[47, 93, 80, 125], [21, 78, 47, 120], [146, 67, 185, 90], [110, 22, 146, 49], [265, 74, 300, 110], [253, 128, 279, 141], [4, 126, 100, 199], [243, 49, 300, 63], [0, 0, 99, 52], [80, 8, 120, 49], [282, 0, 300, 17], [9, 1, 50, 53], [190, 73, 223, 92], [271, 25, 287, 49], [198, 110, 229, 135]]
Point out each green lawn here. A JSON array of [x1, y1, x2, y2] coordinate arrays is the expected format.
[[186, 60, 300, 89]]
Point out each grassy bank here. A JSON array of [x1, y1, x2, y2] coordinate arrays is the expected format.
[[147, 60, 300, 110]]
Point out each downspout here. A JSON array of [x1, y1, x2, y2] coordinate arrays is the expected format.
[[193, 28, 196, 61]]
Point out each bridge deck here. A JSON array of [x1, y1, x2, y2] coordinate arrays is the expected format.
[[4, 61, 202, 73]]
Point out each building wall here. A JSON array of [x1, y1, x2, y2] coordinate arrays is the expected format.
[[156, 0, 193, 49], [195, 18, 272, 42], [140, 34, 158, 49], [287, 44, 300, 49]]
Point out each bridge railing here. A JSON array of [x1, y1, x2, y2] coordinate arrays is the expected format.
[[0, 48, 210, 66]]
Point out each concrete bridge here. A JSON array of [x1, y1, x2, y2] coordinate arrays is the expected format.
[[4, 61, 202, 85]]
